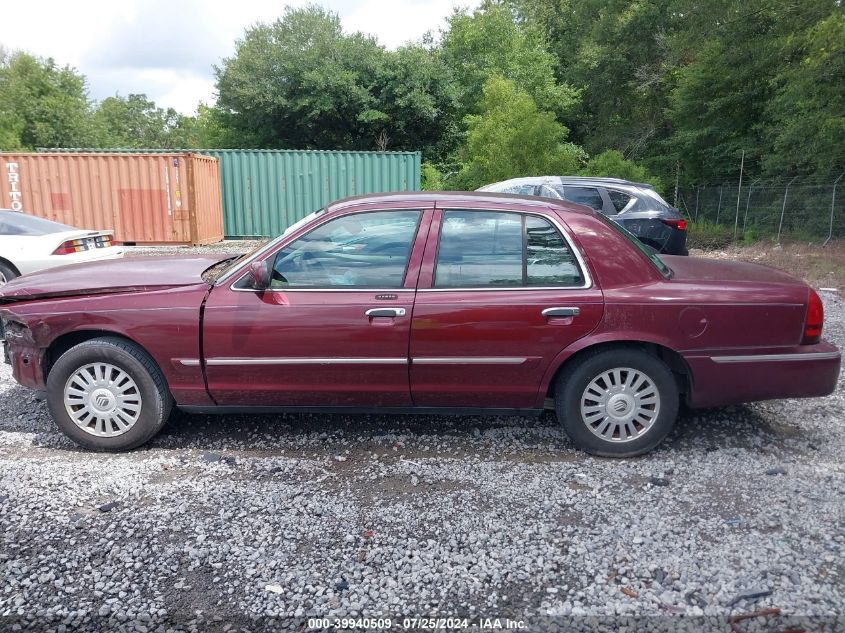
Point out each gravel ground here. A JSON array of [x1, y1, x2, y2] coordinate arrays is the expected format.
[[1, 246, 844, 632]]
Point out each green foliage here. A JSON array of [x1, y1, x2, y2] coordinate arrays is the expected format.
[[581, 150, 662, 190], [369, 45, 461, 159], [451, 77, 585, 190], [664, 6, 777, 184], [0, 51, 96, 150], [215, 6, 383, 149], [764, 11, 845, 179], [440, 3, 579, 118], [0, 50, 204, 152], [740, 227, 759, 246], [188, 103, 241, 149], [421, 162, 446, 191], [92, 94, 195, 148], [214, 5, 459, 158], [514, 0, 842, 186], [513, 0, 675, 157]]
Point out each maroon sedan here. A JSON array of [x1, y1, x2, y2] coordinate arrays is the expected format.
[[0, 193, 839, 456]]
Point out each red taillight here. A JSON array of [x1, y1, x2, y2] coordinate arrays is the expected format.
[[52, 240, 81, 255], [52, 233, 116, 255], [661, 218, 688, 231], [803, 288, 824, 344]]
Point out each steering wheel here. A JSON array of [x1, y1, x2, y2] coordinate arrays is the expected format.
[[272, 250, 330, 285]]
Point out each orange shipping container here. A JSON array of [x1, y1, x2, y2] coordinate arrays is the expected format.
[[0, 152, 224, 245]]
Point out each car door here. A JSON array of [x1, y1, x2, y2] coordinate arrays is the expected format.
[[409, 206, 604, 409], [202, 208, 431, 406]]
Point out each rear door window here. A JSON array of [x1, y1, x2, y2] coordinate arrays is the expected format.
[[434, 210, 583, 288], [562, 187, 604, 212], [435, 211, 523, 287]]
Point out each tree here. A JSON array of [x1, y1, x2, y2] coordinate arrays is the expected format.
[[581, 149, 663, 190], [452, 76, 585, 189], [440, 3, 579, 119], [368, 45, 460, 160], [764, 10, 845, 179], [0, 51, 96, 150], [513, 0, 676, 158], [188, 103, 240, 149], [92, 94, 195, 148], [421, 162, 446, 190], [214, 5, 458, 156], [215, 5, 384, 149], [663, 5, 777, 183]]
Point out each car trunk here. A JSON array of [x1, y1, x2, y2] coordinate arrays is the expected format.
[[659, 255, 812, 348], [661, 255, 807, 286]]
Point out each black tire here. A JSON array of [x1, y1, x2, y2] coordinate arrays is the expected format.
[[0, 261, 19, 285], [46, 337, 173, 451], [555, 348, 679, 457]]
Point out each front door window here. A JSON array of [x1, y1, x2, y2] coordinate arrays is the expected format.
[[271, 210, 421, 288]]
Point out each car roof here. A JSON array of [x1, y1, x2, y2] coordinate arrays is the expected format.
[[478, 176, 656, 191], [325, 191, 595, 215]]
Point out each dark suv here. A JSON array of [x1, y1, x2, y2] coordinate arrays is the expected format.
[[478, 176, 688, 255]]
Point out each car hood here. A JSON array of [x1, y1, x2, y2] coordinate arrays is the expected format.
[[0, 255, 232, 303], [661, 255, 806, 286]]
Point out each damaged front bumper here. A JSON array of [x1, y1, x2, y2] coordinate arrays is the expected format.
[[1, 316, 47, 389]]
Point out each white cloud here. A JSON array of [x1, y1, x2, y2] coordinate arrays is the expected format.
[[0, 0, 481, 115], [344, 0, 476, 48]]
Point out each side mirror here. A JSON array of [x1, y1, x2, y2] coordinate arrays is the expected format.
[[248, 259, 272, 290]]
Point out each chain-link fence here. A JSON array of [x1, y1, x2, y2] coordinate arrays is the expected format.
[[675, 175, 845, 242]]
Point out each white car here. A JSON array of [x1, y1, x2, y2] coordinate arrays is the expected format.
[[0, 210, 124, 286]]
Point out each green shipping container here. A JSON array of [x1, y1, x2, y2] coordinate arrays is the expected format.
[[38, 148, 421, 238], [206, 150, 420, 238]]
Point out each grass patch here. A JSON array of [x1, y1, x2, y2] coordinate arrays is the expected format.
[[686, 219, 736, 250], [692, 239, 845, 288]]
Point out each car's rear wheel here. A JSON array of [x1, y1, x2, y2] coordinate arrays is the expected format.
[[555, 348, 679, 457], [46, 337, 172, 451], [0, 262, 18, 286]]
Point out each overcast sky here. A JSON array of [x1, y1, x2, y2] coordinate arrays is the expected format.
[[0, 0, 481, 115]]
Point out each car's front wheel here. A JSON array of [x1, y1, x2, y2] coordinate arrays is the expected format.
[[0, 261, 19, 286], [555, 348, 679, 457], [46, 337, 172, 451]]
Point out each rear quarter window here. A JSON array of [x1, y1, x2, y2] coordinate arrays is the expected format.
[[607, 190, 632, 213]]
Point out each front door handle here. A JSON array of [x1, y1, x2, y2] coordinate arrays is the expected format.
[[542, 307, 580, 318], [366, 307, 407, 318]]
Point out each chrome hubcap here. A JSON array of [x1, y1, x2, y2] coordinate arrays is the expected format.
[[0, 271, 7, 287], [64, 363, 142, 437], [580, 367, 660, 443]]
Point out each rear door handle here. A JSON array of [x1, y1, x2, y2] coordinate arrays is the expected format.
[[366, 307, 407, 318], [542, 307, 580, 318]]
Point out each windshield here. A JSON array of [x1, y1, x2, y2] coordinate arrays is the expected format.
[[599, 215, 672, 278], [212, 209, 327, 282], [0, 211, 74, 236]]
